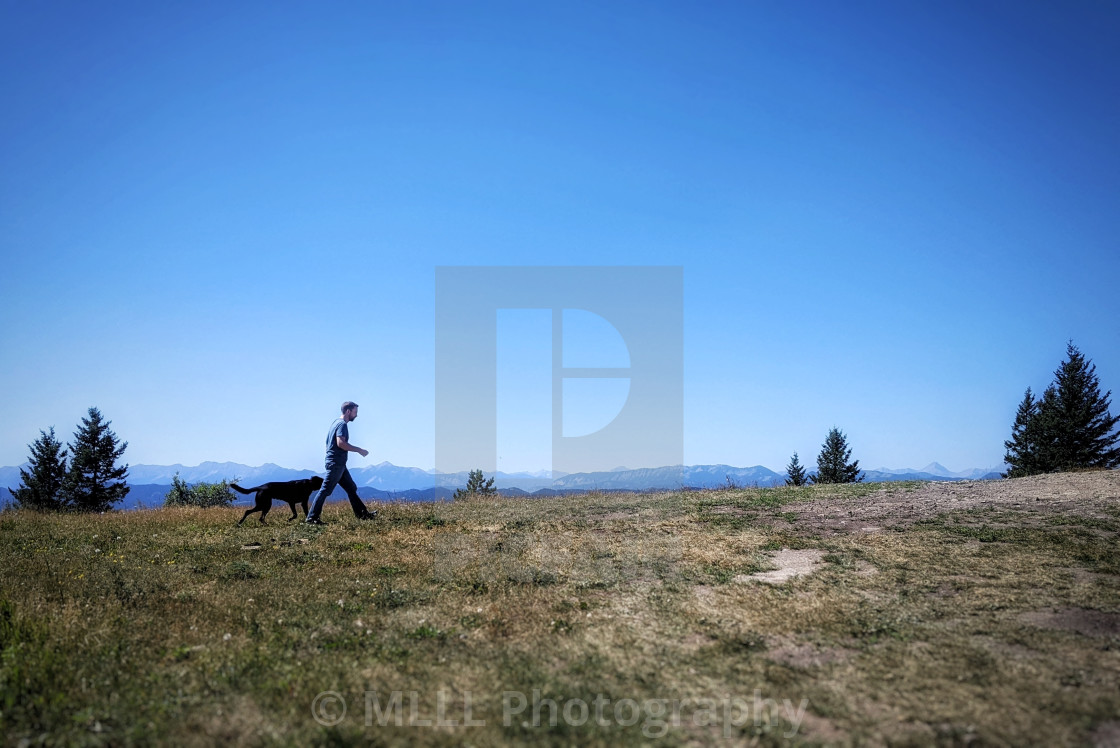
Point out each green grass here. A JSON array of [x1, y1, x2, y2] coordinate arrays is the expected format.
[[1, 478, 1118, 746]]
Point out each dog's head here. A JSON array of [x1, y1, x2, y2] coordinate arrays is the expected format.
[[309, 475, 324, 490]]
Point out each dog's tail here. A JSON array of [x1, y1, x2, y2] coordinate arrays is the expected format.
[[230, 483, 261, 494]]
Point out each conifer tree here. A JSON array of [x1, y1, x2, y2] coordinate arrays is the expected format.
[[1003, 343, 1120, 476], [63, 407, 129, 512], [810, 428, 863, 484], [1045, 342, 1120, 470], [454, 469, 497, 499], [9, 427, 70, 511], [785, 452, 809, 486], [1004, 388, 1044, 477]]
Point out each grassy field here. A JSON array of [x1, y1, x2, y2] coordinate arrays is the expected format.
[[2, 471, 1118, 746]]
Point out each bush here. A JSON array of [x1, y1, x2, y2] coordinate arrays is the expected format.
[[164, 473, 236, 508]]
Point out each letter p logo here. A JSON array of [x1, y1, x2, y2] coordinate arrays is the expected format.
[[435, 267, 682, 481]]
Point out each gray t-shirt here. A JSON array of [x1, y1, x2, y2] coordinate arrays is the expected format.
[[325, 418, 349, 465]]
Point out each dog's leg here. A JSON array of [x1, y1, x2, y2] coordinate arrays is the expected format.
[[238, 507, 259, 525], [287, 502, 298, 521]]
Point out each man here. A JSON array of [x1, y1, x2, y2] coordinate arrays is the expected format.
[[306, 401, 378, 525]]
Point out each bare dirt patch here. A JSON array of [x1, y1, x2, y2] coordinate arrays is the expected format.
[[1021, 607, 1120, 638], [766, 638, 856, 669], [736, 549, 826, 584], [792, 471, 1120, 535], [853, 559, 879, 577]]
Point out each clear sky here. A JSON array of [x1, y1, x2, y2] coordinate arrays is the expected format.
[[2, 1, 1118, 475]]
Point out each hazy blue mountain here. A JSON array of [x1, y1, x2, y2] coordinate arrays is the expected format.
[[962, 466, 1008, 479], [2, 459, 1008, 498], [122, 462, 563, 493], [346, 462, 562, 492], [347, 462, 436, 491], [127, 462, 317, 485], [121, 483, 452, 510], [120, 484, 178, 509], [429, 471, 558, 492], [871, 463, 958, 478], [682, 464, 785, 488], [861, 469, 949, 483], [553, 464, 784, 490], [0, 464, 28, 492], [866, 463, 1007, 482], [479, 472, 558, 491]]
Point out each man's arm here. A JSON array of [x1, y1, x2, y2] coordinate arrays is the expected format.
[[336, 436, 369, 457]]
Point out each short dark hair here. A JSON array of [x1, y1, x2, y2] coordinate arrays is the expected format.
[[341, 401, 359, 414]]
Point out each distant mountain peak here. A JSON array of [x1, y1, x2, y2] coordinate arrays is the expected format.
[[920, 462, 953, 477]]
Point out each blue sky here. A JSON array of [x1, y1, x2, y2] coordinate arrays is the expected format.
[[1, 1, 1118, 475]]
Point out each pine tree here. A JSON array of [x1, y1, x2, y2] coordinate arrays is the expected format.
[[63, 407, 130, 512], [1004, 388, 1044, 477], [785, 452, 808, 486], [810, 428, 863, 484], [9, 427, 70, 511], [454, 469, 497, 499], [1003, 343, 1120, 477], [1044, 342, 1120, 470]]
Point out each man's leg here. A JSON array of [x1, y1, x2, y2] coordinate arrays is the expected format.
[[307, 463, 344, 522], [338, 468, 372, 517]]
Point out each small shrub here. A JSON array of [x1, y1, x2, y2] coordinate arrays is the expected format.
[[454, 469, 497, 499], [164, 473, 236, 508]]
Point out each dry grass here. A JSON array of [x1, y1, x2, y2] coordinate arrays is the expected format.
[[1, 472, 1118, 746]]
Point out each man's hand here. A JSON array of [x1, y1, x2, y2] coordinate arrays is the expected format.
[[337, 436, 369, 458]]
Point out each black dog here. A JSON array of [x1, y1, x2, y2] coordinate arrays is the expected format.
[[232, 476, 324, 525]]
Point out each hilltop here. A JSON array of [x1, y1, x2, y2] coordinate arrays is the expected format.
[[1, 472, 1116, 745]]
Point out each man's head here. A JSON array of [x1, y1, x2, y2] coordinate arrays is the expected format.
[[341, 401, 359, 421]]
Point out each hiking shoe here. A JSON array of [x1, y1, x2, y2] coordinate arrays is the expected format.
[[358, 510, 378, 520], [306, 518, 329, 526]]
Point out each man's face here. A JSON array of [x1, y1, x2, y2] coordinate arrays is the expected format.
[[345, 407, 358, 422]]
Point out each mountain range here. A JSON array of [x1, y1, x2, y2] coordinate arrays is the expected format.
[[1, 459, 1007, 507]]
